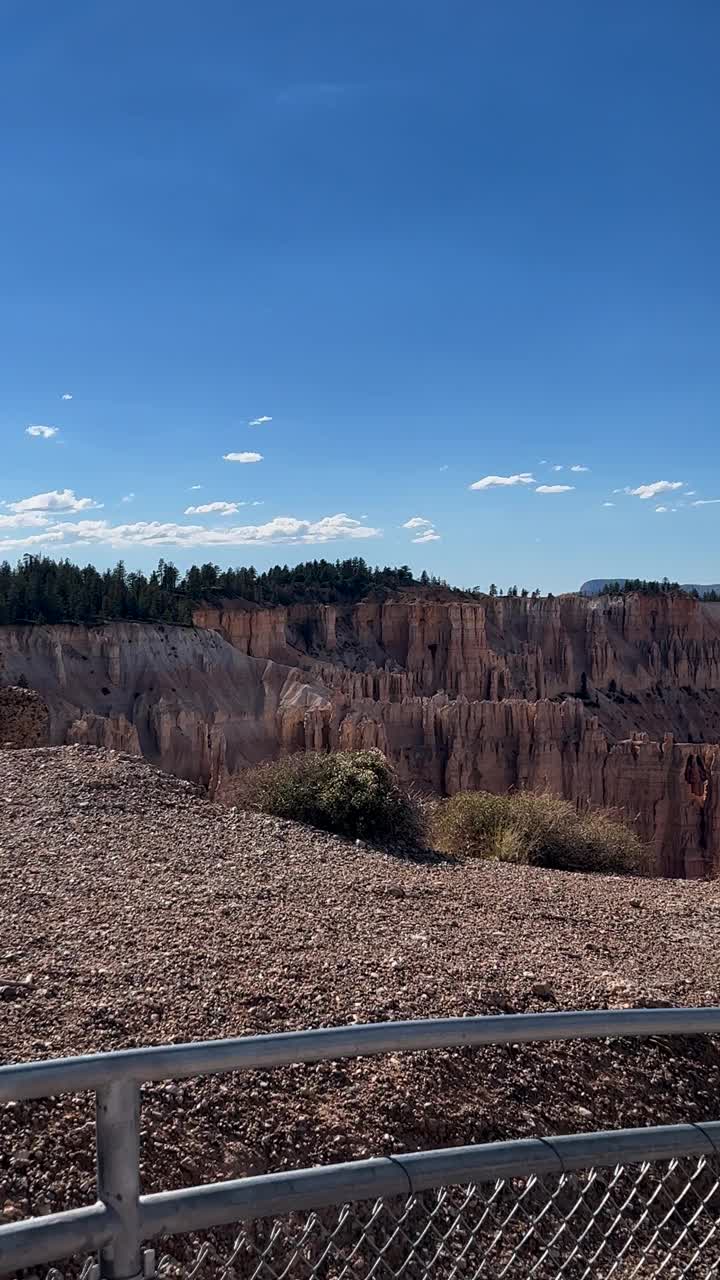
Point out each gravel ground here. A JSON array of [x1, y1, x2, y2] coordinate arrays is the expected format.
[[3, 746, 720, 1272]]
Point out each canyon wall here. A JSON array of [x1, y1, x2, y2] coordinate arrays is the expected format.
[[198, 594, 720, 877], [197, 593, 720, 708], [2, 592, 720, 877], [0, 623, 330, 792], [300, 694, 717, 879]]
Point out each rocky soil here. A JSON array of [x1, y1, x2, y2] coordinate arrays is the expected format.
[[2, 746, 720, 1272]]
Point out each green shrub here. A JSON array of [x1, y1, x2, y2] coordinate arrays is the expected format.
[[432, 789, 649, 875], [235, 749, 425, 846]]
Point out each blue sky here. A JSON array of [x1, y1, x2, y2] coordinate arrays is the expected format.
[[1, 0, 719, 592]]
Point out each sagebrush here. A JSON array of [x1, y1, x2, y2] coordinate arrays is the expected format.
[[235, 749, 425, 845], [432, 789, 649, 875]]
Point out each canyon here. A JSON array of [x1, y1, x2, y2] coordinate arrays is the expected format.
[[1, 591, 719, 878]]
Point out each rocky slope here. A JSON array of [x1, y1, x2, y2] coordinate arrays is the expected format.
[[1, 591, 720, 876], [2, 746, 720, 1273]]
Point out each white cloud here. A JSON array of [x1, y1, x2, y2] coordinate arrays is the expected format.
[[223, 451, 263, 463], [61, 393, 73, 401], [248, 415, 272, 426], [0, 512, 52, 530], [627, 480, 684, 500], [686, 490, 696, 496], [251, 500, 264, 506], [469, 473, 535, 490], [121, 493, 135, 503], [189, 484, 203, 490], [185, 501, 243, 516], [0, 512, 382, 552], [692, 499, 720, 506], [535, 484, 575, 494], [602, 501, 615, 507], [552, 464, 564, 472], [401, 514, 441, 540], [655, 506, 668, 513], [570, 464, 590, 472], [7, 488, 102, 514], [26, 424, 59, 439], [0, 529, 66, 553]]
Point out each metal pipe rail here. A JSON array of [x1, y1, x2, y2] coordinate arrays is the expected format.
[[2, 1007, 720, 1278], [3, 1004, 720, 1103]]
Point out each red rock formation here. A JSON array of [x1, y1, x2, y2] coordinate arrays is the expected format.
[[3, 592, 720, 877], [198, 594, 720, 877], [197, 593, 720, 705], [0, 623, 331, 792], [301, 692, 718, 878]]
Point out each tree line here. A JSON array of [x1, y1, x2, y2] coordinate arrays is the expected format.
[[0, 555, 713, 626], [0, 555, 449, 624], [600, 578, 720, 599]]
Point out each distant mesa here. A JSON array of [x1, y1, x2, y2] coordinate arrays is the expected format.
[[580, 578, 720, 598]]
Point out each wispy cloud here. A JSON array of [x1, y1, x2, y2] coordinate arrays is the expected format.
[[535, 484, 574, 494], [223, 451, 263, 464], [121, 492, 135, 504], [189, 484, 203, 490], [402, 516, 432, 529], [692, 498, 720, 506], [6, 488, 102, 514], [655, 506, 669, 513], [413, 530, 441, 543], [248, 415, 272, 426], [551, 464, 564, 472], [469, 472, 535, 490], [603, 501, 615, 507], [61, 393, 73, 401], [26, 424, 59, 439], [185, 501, 243, 516], [627, 480, 684, 500], [570, 464, 590, 472], [439, 464, 449, 472]]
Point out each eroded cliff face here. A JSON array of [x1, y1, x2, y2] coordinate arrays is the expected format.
[[196, 593, 720, 706], [0, 623, 331, 791], [3, 593, 720, 878], [197, 594, 720, 877], [300, 693, 718, 878]]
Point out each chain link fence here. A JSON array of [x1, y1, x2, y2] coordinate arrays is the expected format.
[[4, 1010, 720, 1280], [153, 1154, 720, 1280]]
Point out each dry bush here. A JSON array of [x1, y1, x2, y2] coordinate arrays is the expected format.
[[432, 789, 649, 875], [234, 749, 425, 846]]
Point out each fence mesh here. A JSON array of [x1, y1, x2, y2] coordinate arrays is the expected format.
[[155, 1154, 720, 1280]]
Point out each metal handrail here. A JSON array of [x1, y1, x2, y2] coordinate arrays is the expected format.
[[2, 1005, 720, 1102], [2, 1007, 720, 1277]]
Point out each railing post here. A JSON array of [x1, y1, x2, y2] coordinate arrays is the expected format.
[[96, 1081, 145, 1280]]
